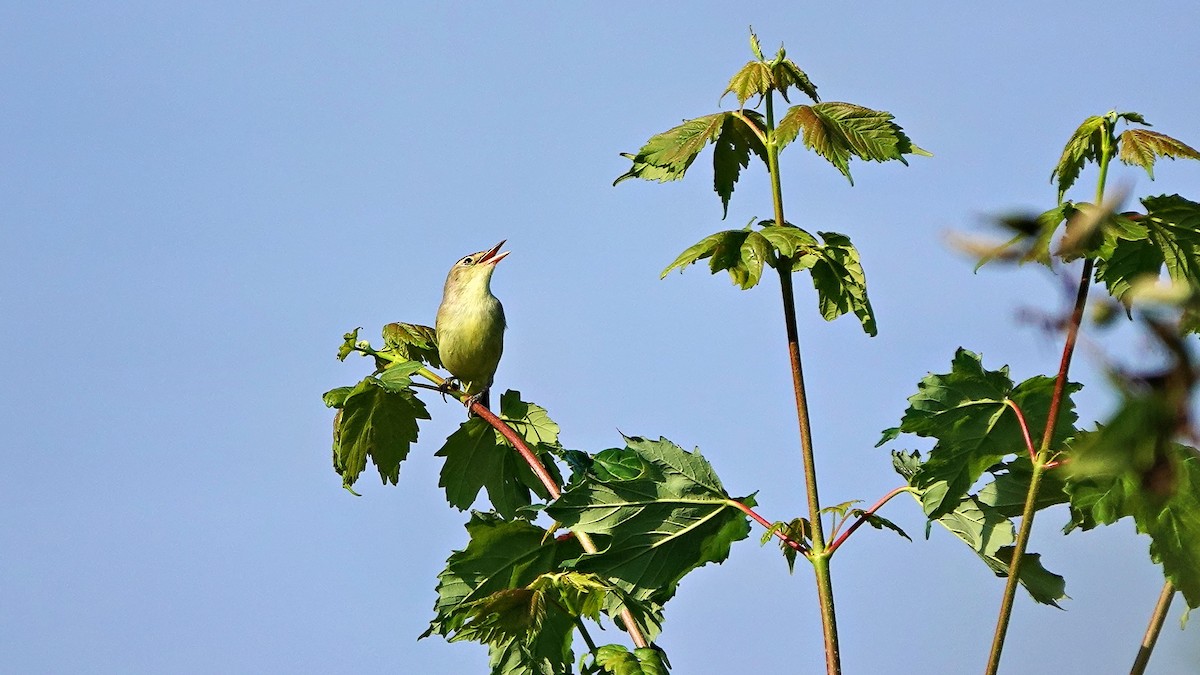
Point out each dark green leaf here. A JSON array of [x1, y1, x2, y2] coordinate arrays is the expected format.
[[1066, 439, 1200, 609], [882, 348, 1079, 518], [712, 114, 768, 217], [593, 448, 647, 482], [334, 376, 429, 488], [771, 59, 819, 104], [382, 322, 442, 369], [1094, 195, 1200, 320], [546, 436, 751, 606], [1051, 115, 1107, 201], [614, 113, 728, 186], [797, 231, 877, 336], [661, 229, 765, 289], [436, 392, 565, 518], [337, 327, 362, 361], [424, 514, 587, 674]]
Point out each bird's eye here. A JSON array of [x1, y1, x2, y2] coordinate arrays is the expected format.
[[461, 257, 474, 265]]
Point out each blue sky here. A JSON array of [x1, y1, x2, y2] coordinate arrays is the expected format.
[[4, 2, 1200, 673]]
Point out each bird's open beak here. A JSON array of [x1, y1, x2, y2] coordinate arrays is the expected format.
[[479, 240, 510, 265]]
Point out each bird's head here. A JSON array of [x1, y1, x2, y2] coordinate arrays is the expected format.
[[443, 240, 509, 295]]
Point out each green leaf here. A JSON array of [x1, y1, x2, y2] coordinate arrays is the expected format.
[[722, 61, 772, 107], [748, 28, 764, 62], [761, 518, 808, 572], [931, 493, 1067, 606], [759, 222, 818, 259], [436, 391, 564, 519], [661, 229, 768, 289], [382, 322, 442, 369], [771, 59, 819, 104], [322, 386, 354, 409], [586, 644, 670, 675], [1051, 115, 1107, 201], [545, 436, 751, 606], [796, 231, 877, 336], [592, 448, 647, 482], [1066, 440, 1200, 609], [1119, 129, 1200, 179], [614, 113, 727, 186], [1094, 195, 1200, 320], [849, 509, 912, 542], [777, 102, 928, 184], [712, 113, 768, 217], [333, 376, 429, 488], [424, 514, 587, 674], [882, 348, 1079, 518], [336, 327, 362, 361], [377, 359, 424, 392]]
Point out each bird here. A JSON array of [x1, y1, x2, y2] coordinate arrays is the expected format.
[[435, 240, 509, 411]]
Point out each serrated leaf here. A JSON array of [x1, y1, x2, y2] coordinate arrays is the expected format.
[[777, 103, 927, 184], [771, 59, 819, 104], [1119, 129, 1200, 180], [820, 500, 862, 519], [759, 223, 818, 259], [882, 348, 1080, 518], [545, 436, 751, 606], [1066, 438, 1200, 609], [748, 29, 764, 62], [615, 113, 728, 186], [661, 229, 760, 289], [737, 230, 772, 288], [761, 518, 809, 573], [382, 322, 442, 368], [378, 359, 424, 392], [333, 376, 429, 487], [712, 113, 768, 217], [722, 61, 772, 107], [798, 231, 877, 336], [849, 509, 912, 542], [1094, 195, 1200, 321], [424, 515, 586, 674], [1051, 115, 1107, 201], [436, 391, 564, 518], [337, 327, 362, 361], [931, 494, 1067, 606]]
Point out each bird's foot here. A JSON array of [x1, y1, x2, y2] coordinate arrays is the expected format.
[[436, 378, 461, 403], [464, 389, 490, 417]]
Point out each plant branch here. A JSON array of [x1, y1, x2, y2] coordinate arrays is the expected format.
[[728, 499, 809, 555], [467, 399, 649, 650], [826, 486, 912, 555], [765, 88, 841, 675], [985, 257, 1095, 675], [1130, 581, 1176, 675], [1003, 399, 1038, 463]]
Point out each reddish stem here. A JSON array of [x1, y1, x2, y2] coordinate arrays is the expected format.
[[730, 499, 809, 554], [826, 486, 910, 555], [470, 402, 561, 499], [1003, 399, 1038, 463]]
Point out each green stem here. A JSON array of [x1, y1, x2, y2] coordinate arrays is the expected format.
[[764, 90, 841, 675], [984, 130, 1111, 671], [1130, 581, 1175, 675]]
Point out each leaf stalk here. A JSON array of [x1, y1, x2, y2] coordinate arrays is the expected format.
[[1130, 581, 1176, 675]]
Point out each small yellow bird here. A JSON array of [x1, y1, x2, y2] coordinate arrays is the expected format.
[[435, 241, 509, 410]]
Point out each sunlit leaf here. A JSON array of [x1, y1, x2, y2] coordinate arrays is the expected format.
[[337, 327, 362, 361], [777, 102, 928, 184], [614, 113, 727, 185], [586, 644, 670, 675], [546, 436, 751, 606], [1051, 115, 1107, 201], [382, 322, 442, 368], [722, 61, 772, 107], [1119, 129, 1200, 180]]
